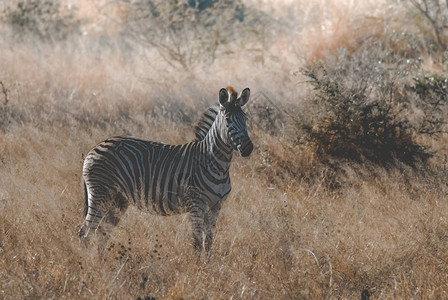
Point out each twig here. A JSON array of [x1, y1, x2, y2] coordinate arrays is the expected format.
[[0, 81, 8, 105], [297, 80, 315, 85], [108, 256, 129, 288], [300, 248, 320, 268], [60, 185, 68, 198], [327, 256, 333, 288], [410, 0, 446, 49]]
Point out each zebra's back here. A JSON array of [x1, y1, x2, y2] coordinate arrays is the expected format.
[[83, 136, 198, 216]]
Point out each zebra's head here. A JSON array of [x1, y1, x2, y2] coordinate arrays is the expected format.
[[218, 86, 253, 157]]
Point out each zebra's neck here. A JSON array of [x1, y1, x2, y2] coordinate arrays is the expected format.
[[200, 115, 233, 175]]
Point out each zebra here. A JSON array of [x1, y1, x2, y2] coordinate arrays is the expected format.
[[79, 86, 253, 258]]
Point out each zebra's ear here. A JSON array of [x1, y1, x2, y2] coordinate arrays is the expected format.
[[219, 88, 229, 108], [239, 88, 250, 107]]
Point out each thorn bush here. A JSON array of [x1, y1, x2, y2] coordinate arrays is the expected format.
[[297, 48, 447, 166]]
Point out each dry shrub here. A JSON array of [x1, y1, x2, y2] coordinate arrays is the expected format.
[[296, 45, 447, 167], [1, 0, 80, 41], [301, 0, 447, 64], [121, 0, 274, 71]]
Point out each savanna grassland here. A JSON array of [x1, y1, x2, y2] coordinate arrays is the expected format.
[[1, 0, 448, 299]]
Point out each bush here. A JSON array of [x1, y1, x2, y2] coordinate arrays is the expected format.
[[296, 48, 447, 166], [123, 0, 271, 70], [1, 1, 80, 41]]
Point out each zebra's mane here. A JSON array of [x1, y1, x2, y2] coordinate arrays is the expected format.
[[194, 103, 220, 141]]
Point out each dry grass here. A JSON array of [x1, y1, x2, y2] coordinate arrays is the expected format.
[[1, 0, 448, 299]]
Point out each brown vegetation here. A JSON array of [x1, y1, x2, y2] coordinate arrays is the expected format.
[[1, 0, 448, 299]]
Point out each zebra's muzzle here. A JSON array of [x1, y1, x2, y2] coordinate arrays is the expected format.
[[237, 137, 253, 157]]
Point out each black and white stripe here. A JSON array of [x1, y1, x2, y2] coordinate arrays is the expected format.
[[79, 87, 253, 256]]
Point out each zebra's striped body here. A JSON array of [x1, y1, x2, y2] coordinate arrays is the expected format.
[[79, 87, 253, 256]]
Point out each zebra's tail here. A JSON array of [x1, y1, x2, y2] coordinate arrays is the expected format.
[[79, 178, 90, 246], [83, 179, 88, 217]]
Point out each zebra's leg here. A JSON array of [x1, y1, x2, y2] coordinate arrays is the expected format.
[[96, 203, 127, 253], [79, 188, 128, 251], [189, 205, 206, 259], [79, 194, 107, 247], [204, 204, 221, 255]]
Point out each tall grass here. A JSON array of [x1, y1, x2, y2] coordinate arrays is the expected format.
[[1, 0, 448, 299]]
